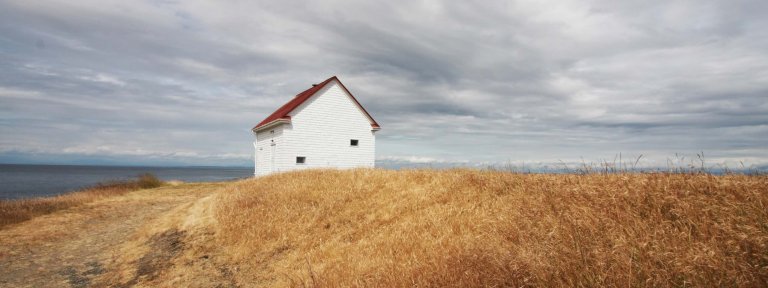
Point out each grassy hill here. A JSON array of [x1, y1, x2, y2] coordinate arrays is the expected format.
[[2, 169, 766, 287], [101, 169, 767, 287]]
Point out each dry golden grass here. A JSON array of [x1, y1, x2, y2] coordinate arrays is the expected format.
[[0, 173, 164, 229], [212, 169, 768, 287]]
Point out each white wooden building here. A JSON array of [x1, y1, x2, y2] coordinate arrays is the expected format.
[[251, 76, 380, 176]]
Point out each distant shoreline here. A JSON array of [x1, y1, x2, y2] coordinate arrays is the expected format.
[[0, 164, 253, 200], [0, 163, 252, 169]]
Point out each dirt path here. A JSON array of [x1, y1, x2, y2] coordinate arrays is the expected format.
[[0, 183, 218, 288]]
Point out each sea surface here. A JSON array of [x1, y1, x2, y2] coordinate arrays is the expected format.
[[0, 164, 253, 200]]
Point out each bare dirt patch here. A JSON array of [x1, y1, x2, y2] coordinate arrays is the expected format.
[[115, 229, 186, 287]]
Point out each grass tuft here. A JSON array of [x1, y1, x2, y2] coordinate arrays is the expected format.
[[136, 173, 164, 189]]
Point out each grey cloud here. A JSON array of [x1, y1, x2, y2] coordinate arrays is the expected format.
[[0, 0, 766, 168]]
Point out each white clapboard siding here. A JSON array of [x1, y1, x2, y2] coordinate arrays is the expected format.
[[252, 77, 378, 176], [255, 124, 285, 175], [281, 82, 375, 172]]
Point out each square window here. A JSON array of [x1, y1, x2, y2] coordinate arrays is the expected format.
[[296, 156, 306, 164], [350, 139, 359, 146]]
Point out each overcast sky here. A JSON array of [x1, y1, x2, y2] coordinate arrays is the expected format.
[[1, 0, 766, 168]]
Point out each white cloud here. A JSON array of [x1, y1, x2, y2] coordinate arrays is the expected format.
[[0, 86, 41, 98], [377, 155, 455, 164], [79, 73, 126, 86]]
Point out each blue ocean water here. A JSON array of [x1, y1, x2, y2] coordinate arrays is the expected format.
[[0, 164, 253, 200]]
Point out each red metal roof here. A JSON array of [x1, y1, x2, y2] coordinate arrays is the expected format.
[[252, 76, 380, 131]]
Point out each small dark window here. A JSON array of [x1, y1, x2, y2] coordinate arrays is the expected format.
[[296, 156, 306, 164], [350, 139, 359, 146]]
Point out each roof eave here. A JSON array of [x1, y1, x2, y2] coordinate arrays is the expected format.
[[333, 77, 381, 129], [252, 118, 291, 132]]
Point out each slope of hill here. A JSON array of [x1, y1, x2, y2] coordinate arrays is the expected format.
[[99, 169, 767, 287]]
